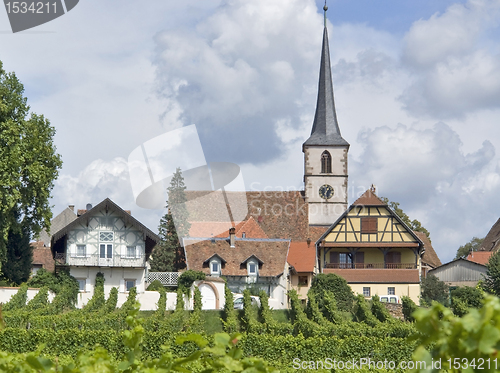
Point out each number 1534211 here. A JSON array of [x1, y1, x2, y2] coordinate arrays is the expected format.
[[5, 2, 57, 14]]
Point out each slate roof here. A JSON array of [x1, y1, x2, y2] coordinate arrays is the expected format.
[[287, 241, 316, 273], [466, 251, 493, 265], [479, 218, 500, 252], [184, 238, 290, 277], [324, 268, 420, 283], [303, 27, 349, 148], [415, 232, 442, 268], [38, 207, 77, 247]]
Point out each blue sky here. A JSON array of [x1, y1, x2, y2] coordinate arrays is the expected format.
[[1, 0, 500, 263]]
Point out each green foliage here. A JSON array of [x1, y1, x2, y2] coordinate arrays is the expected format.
[[222, 284, 238, 333], [120, 287, 137, 314], [146, 279, 164, 291], [412, 295, 500, 372], [3, 283, 28, 311], [451, 286, 483, 308], [155, 286, 167, 315], [309, 273, 354, 312], [455, 236, 485, 259], [258, 290, 276, 331], [175, 287, 185, 312], [381, 197, 431, 239], [241, 289, 259, 333], [353, 294, 378, 326], [193, 286, 202, 313], [3, 209, 31, 285], [26, 286, 49, 312], [420, 274, 449, 306], [321, 290, 344, 323], [485, 250, 500, 296], [104, 287, 118, 313], [48, 286, 76, 314], [305, 291, 326, 324], [0, 61, 63, 272], [178, 270, 205, 296], [27, 268, 79, 306], [187, 287, 204, 333], [371, 294, 391, 322], [83, 272, 105, 313], [401, 295, 418, 322], [150, 167, 191, 272]]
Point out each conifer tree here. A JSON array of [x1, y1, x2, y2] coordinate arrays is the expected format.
[[150, 168, 190, 271], [3, 208, 32, 284]]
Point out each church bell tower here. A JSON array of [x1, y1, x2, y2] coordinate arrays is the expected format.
[[303, 4, 349, 226]]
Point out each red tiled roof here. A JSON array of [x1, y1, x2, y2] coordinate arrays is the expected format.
[[415, 231, 441, 268], [467, 251, 493, 265], [31, 241, 55, 272], [323, 268, 420, 283], [235, 217, 268, 239], [352, 189, 386, 206], [185, 191, 308, 241], [287, 241, 316, 273], [184, 238, 289, 277]]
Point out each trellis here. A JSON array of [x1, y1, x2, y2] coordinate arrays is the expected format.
[[147, 272, 179, 286]]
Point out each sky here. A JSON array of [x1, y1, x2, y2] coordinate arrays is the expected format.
[[1, 0, 500, 263]]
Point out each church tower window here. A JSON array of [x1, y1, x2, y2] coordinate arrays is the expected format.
[[321, 151, 332, 173]]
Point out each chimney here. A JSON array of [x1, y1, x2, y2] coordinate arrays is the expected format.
[[307, 237, 311, 246], [68, 205, 75, 212], [229, 227, 236, 248]]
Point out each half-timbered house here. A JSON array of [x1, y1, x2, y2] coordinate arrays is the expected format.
[[316, 188, 425, 302]]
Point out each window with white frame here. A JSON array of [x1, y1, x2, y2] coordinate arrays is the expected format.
[[247, 260, 258, 276], [125, 279, 136, 291], [388, 287, 395, 295], [77, 279, 86, 292], [126, 246, 136, 258], [76, 245, 86, 257], [100, 244, 112, 259], [363, 287, 371, 297], [210, 258, 221, 276]]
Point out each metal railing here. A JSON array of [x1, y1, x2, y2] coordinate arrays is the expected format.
[[147, 272, 179, 286], [57, 253, 145, 267], [324, 262, 416, 269]]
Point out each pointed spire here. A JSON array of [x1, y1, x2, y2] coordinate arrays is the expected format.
[[304, 6, 349, 147]]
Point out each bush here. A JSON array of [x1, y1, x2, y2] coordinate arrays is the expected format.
[[26, 286, 49, 312], [309, 273, 354, 313], [146, 280, 164, 292], [119, 287, 137, 314], [371, 295, 391, 322], [450, 286, 482, 308], [83, 273, 105, 313], [353, 294, 378, 326], [420, 274, 449, 306], [3, 283, 28, 311], [155, 287, 166, 315], [401, 296, 418, 322], [178, 270, 205, 295], [104, 287, 118, 313], [222, 284, 238, 333]]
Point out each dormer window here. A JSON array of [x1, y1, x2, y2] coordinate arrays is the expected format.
[[210, 258, 221, 276]]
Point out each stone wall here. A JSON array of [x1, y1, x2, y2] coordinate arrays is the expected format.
[[384, 303, 404, 320]]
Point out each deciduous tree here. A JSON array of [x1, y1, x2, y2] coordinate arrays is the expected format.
[[454, 236, 484, 259], [0, 61, 62, 271], [381, 197, 431, 240]]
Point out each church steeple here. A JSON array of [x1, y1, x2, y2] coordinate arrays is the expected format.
[[303, 4, 349, 226], [303, 7, 349, 148]]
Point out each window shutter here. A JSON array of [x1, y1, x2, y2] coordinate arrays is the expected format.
[[85, 278, 91, 292], [386, 252, 393, 264], [394, 252, 401, 264], [119, 279, 125, 293], [121, 245, 126, 258], [136, 246, 141, 259], [355, 252, 364, 268], [329, 252, 339, 264], [136, 279, 143, 293], [70, 244, 76, 257]]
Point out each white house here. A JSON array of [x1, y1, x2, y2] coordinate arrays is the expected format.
[[51, 198, 159, 297]]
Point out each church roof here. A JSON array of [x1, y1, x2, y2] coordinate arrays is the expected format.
[[303, 26, 349, 148]]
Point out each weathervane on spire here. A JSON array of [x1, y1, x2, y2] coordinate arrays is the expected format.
[[323, 0, 328, 28]]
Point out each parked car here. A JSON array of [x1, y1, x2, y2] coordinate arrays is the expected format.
[[233, 294, 261, 309], [379, 295, 400, 304]]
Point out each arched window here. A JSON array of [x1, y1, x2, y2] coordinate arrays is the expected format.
[[321, 151, 332, 173]]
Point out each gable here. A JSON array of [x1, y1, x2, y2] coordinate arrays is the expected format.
[[324, 205, 420, 245]]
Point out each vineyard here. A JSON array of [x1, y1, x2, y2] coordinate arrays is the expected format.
[[0, 273, 499, 372]]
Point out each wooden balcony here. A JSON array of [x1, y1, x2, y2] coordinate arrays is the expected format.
[[55, 253, 145, 268], [324, 262, 416, 269]]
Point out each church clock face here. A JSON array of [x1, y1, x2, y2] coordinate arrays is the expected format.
[[319, 184, 334, 200]]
